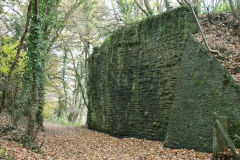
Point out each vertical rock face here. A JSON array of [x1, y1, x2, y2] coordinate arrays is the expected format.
[[164, 37, 240, 152], [87, 6, 240, 152]]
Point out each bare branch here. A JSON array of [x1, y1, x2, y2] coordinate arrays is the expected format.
[[0, 16, 13, 33], [182, 0, 223, 57], [176, 0, 185, 5], [61, 39, 89, 108], [134, 0, 150, 16], [49, 0, 84, 49], [1, 3, 22, 17], [144, 0, 153, 15]]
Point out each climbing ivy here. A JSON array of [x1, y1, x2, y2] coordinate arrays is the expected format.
[[23, 0, 60, 143]]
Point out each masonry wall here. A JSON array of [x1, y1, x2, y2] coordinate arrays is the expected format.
[[164, 36, 240, 152], [87, 6, 240, 152]]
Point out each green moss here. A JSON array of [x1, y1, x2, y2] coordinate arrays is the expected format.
[[87, 5, 240, 153]]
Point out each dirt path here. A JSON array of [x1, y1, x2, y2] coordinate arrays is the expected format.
[[36, 121, 212, 160], [0, 118, 212, 160]]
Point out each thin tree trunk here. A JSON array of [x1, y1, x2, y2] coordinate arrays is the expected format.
[[237, 0, 240, 15], [144, 0, 153, 15], [176, 0, 184, 5], [164, 0, 171, 10], [63, 48, 68, 111], [46, 0, 84, 54], [0, 0, 32, 113], [84, 41, 90, 83], [111, 0, 121, 21], [11, 80, 20, 127], [83, 2, 90, 87], [228, 0, 240, 24], [134, 0, 150, 16], [62, 39, 89, 108], [157, 0, 163, 12], [193, 0, 200, 12]]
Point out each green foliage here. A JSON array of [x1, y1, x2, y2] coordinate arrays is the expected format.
[[212, 1, 231, 13], [0, 148, 4, 156], [22, 0, 61, 142], [0, 36, 27, 75], [43, 98, 58, 118], [0, 5, 3, 14], [20, 134, 31, 147], [229, 120, 240, 148], [117, 0, 133, 16], [116, 0, 143, 23], [0, 148, 14, 160], [0, 36, 27, 127], [45, 113, 81, 126], [20, 135, 40, 153]]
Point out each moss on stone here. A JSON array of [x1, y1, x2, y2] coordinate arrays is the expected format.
[[87, 6, 240, 152]]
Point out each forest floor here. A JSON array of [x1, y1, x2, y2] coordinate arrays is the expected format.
[[196, 12, 240, 83], [0, 120, 212, 160]]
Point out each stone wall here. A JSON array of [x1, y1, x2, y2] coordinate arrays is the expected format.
[[164, 36, 240, 152], [87, 6, 240, 152]]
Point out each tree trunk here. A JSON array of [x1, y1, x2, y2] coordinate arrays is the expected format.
[[157, 0, 163, 12], [193, 0, 200, 12], [63, 40, 89, 108], [134, 0, 150, 16], [84, 40, 90, 83], [228, 0, 240, 25], [176, 0, 184, 5], [26, 0, 40, 144], [164, 0, 171, 10], [237, 0, 240, 15], [46, 0, 84, 54], [83, 1, 90, 87], [11, 80, 20, 127], [27, 113, 36, 141], [144, 0, 153, 15], [0, 0, 32, 113]]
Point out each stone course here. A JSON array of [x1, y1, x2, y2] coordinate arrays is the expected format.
[[87, 6, 240, 152]]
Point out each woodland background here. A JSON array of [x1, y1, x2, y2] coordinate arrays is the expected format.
[[0, 0, 240, 159]]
